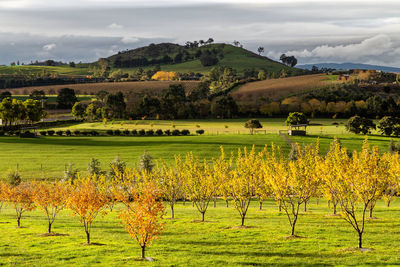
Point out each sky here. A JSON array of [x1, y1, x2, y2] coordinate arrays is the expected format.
[[0, 0, 399, 66]]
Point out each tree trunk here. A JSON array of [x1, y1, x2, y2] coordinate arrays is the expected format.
[[226, 199, 229, 208], [241, 215, 245, 226], [201, 212, 205, 222], [369, 206, 373, 218], [48, 222, 52, 233], [17, 217, 21, 228], [333, 202, 337, 215], [183, 197, 186, 206], [279, 204, 282, 212], [387, 199, 391, 208], [358, 232, 363, 248], [141, 246, 146, 259], [192, 201, 194, 207], [213, 197, 216, 208], [171, 205, 174, 219], [86, 230, 90, 244], [259, 201, 263, 210], [291, 216, 297, 236], [304, 201, 307, 212], [316, 198, 319, 205]]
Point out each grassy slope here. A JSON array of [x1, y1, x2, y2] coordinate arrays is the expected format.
[[0, 65, 89, 76], [120, 44, 296, 75], [1, 199, 400, 266]]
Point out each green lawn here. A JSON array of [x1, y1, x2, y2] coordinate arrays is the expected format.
[[1, 198, 400, 266], [0, 65, 90, 76], [0, 134, 290, 180], [0, 118, 396, 180]]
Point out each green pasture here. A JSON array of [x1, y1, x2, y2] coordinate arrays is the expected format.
[[0, 65, 90, 76], [11, 95, 93, 103], [1, 198, 400, 266], [0, 118, 395, 180]]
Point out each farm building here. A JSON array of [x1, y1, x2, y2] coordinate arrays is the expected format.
[[288, 124, 307, 136]]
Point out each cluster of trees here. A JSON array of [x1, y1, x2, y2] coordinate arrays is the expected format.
[[252, 94, 400, 118], [279, 54, 298, 67], [0, 97, 45, 127], [2, 139, 398, 252], [184, 38, 214, 48], [346, 115, 400, 136]]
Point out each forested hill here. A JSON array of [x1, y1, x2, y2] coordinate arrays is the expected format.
[[102, 42, 304, 75]]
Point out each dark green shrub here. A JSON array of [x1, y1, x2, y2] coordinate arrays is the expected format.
[[106, 130, 114, 135], [196, 129, 205, 135], [114, 129, 121, 136], [39, 131, 47, 136], [90, 131, 99, 136], [164, 129, 171, 136], [47, 130, 55, 136], [155, 129, 163, 136], [0, 131, 4, 136], [146, 129, 154, 136], [81, 132, 89, 136], [181, 129, 190, 136], [139, 129, 145, 136], [56, 130, 63, 136], [66, 130, 72, 136], [132, 129, 138, 136], [73, 130, 81, 136], [172, 129, 180, 136], [123, 129, 130, 136], [7, 170, 21, 186]]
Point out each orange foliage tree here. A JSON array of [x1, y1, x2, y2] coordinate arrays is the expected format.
[[151, 71, 178, 81], [118, 182, 165, 260], [32, 181, 70, 233], [67, 178, 109, 244], [2, 182, 35, 227]]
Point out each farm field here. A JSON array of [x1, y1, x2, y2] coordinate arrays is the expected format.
[[0, 118, 395, 180], [231, 74, 339, 101], [1, 198, 400, 266], [7, 80, 200, 95]]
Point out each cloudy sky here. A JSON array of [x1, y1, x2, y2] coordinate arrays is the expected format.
[[0, 0, 399, 66]]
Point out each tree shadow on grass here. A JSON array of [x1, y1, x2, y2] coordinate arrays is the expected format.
[[199, 250, 339, 260]]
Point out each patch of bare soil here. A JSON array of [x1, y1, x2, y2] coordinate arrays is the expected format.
[[284, 235, 305, 240], [40, 232, 69, 237], [225, 225, 257, 229]]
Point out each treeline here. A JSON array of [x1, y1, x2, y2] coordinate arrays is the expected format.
[[0, 97, 45, 127]]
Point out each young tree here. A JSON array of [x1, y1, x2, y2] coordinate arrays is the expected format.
[[57, 88, 77, 109], [257, 46, 264, 55], [72, 102, 86, 119], [32, 181, 70, 233], [67, 178, 108, 244], [285, 112, 308, 126], [244, 119, 263, 135], [225, 146, 263, 226], [118, 182, 165, 260], [345, 115, 376, 134], [2, 182, 35, 227], [139, 151, 154, 172], [331, 139, 387, 248], [265, 143, 319, 236], [23, 99, 45, 124], [184, 152, 219, 221], [156, 158, 183, 219]]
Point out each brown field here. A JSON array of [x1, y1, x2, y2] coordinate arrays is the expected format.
[[8, 81, 200, 95], [231, 74, 338, 101]]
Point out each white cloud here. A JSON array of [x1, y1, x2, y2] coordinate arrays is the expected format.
[[42, 43, 56, 51], [121, 36, 139, 44], [280, 35, 398, 63], [107, 23, 123, 29]]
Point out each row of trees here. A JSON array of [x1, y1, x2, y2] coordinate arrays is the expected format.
[[0, 98, 45, 127], [2, 139, 399, 252]]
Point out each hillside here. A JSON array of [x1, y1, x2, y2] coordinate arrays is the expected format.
[[7, 81, 200, 95], [104, 43, 303, 75], [231, 74, 339, 101], [298, 63, 400, 73]]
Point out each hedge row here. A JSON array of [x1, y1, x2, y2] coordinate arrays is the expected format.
[[0, 129, 206, 137]]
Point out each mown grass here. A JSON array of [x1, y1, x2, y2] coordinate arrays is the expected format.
[[0, 134, 290, 180], [0, 65, 89, 76], [1, 198, 400, 266]]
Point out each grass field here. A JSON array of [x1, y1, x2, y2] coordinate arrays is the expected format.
[[1, 198, 400, 266], [7, 81, 200, 95], [0, 118, 396, 180], [0, 65, 89, 76], [231, 74, 339, 101]]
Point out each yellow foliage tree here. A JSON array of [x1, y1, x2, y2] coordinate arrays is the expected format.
[[32, 181, 71, 233], [67, 177, 109, 244], [119, 182, 165, 260], [151, 71, 178, 81], [2, 182, 35, 227]]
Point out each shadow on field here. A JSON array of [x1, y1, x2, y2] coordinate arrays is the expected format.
[[199, 250, 338, 259], [0, 137, 249, 147]]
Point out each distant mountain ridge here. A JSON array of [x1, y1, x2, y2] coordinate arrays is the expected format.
[[297, 63, 400, 73]]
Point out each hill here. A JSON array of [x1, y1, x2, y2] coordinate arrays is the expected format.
[[104, 43, 303, 75], [231, 74, 339, 101], [298, 63, 400, 73]]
